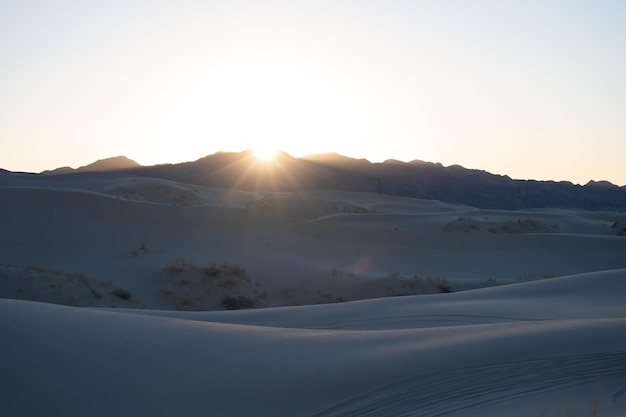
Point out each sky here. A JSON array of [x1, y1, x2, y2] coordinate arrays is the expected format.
[[1, 0, 625, 185]]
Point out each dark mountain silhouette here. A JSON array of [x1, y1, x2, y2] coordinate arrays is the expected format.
[[42, 156, 141, 175], [25, 151, 626, 211]]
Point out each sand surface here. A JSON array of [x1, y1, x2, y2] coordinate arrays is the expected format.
[[1, 172, 626, 416]]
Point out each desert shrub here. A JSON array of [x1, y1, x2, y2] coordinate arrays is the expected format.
[[164, 259, 195, 274], [77, 274, 90, 285], [203, 262, 221, 278], [130, 242, 148, 256], [221, 296, 259, 310], [218, 279, 238, 290], [438, 282, 452, 293], [203, 262, 250, 280], [316, 290, 346, 303], [224, 263, 248, 280], [112, 288, 132, 300]]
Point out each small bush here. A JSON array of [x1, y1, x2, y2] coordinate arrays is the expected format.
[[225, 263, 248, 279], [438, 283, 452, 293], [112, 288, 132, 300], [164, 259, 195, 274], [221, 296, 259, 310], [317, 290, 346, 303], [219, 279, 238, 289], [203, 262, 221, 278], [77, 274, 90, 285]]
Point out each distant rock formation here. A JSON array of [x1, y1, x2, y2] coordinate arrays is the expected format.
[[24, 151, 626, 211], [41, 156, 141, 175]]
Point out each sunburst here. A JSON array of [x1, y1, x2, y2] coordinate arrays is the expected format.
[[252, 146, 279, 161]]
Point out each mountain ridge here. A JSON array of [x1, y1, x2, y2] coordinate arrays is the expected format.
[[41, 156, 141, 175], [9, 151, 626, 211]]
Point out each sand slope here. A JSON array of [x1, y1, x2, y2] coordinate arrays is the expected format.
[[1, 270, 625, 416], [2, 173, 626, 416], [2, 173, 626, 310]]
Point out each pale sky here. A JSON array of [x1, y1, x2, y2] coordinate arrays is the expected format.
[[1, 0, 625, 185]]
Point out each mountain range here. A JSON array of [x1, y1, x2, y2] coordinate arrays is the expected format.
[[28, 151, 626, 211]]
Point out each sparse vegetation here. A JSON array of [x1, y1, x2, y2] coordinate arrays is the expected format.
[[157, 260, 267, 310], [0, 262, 139, 307], [437, 282, 452, 293], [316, 290, 346, 304], [225, 263, 248, 279], [218, 279, 238, 290], [130, 241, 149, 256], [281, 287, 309, 306], [221, 296, 260, 310], [112, 288, 132, 300], [612, 222, 626, 236], [516, 273, 558, 282], [202, 262, 221, 278], [164, 258, 195, 274], [445, 215, 559, 233]]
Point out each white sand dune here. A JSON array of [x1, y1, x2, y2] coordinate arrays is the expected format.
[[1, 172, 626, 416], [1, 270, 625, 416], [2, 174, 625, 307]]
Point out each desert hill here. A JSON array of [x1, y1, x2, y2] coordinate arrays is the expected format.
[[41, 155, 141, 175]]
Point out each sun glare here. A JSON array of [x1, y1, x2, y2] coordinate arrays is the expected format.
[[252, 147, 279, 161]]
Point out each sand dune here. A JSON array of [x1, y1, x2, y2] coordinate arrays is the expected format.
[[1, 270, 625, 416], [2, 175, 625, 308], [1, 172, 626, 416]]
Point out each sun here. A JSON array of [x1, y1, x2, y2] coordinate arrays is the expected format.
[[252, 146, 279, 161]]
